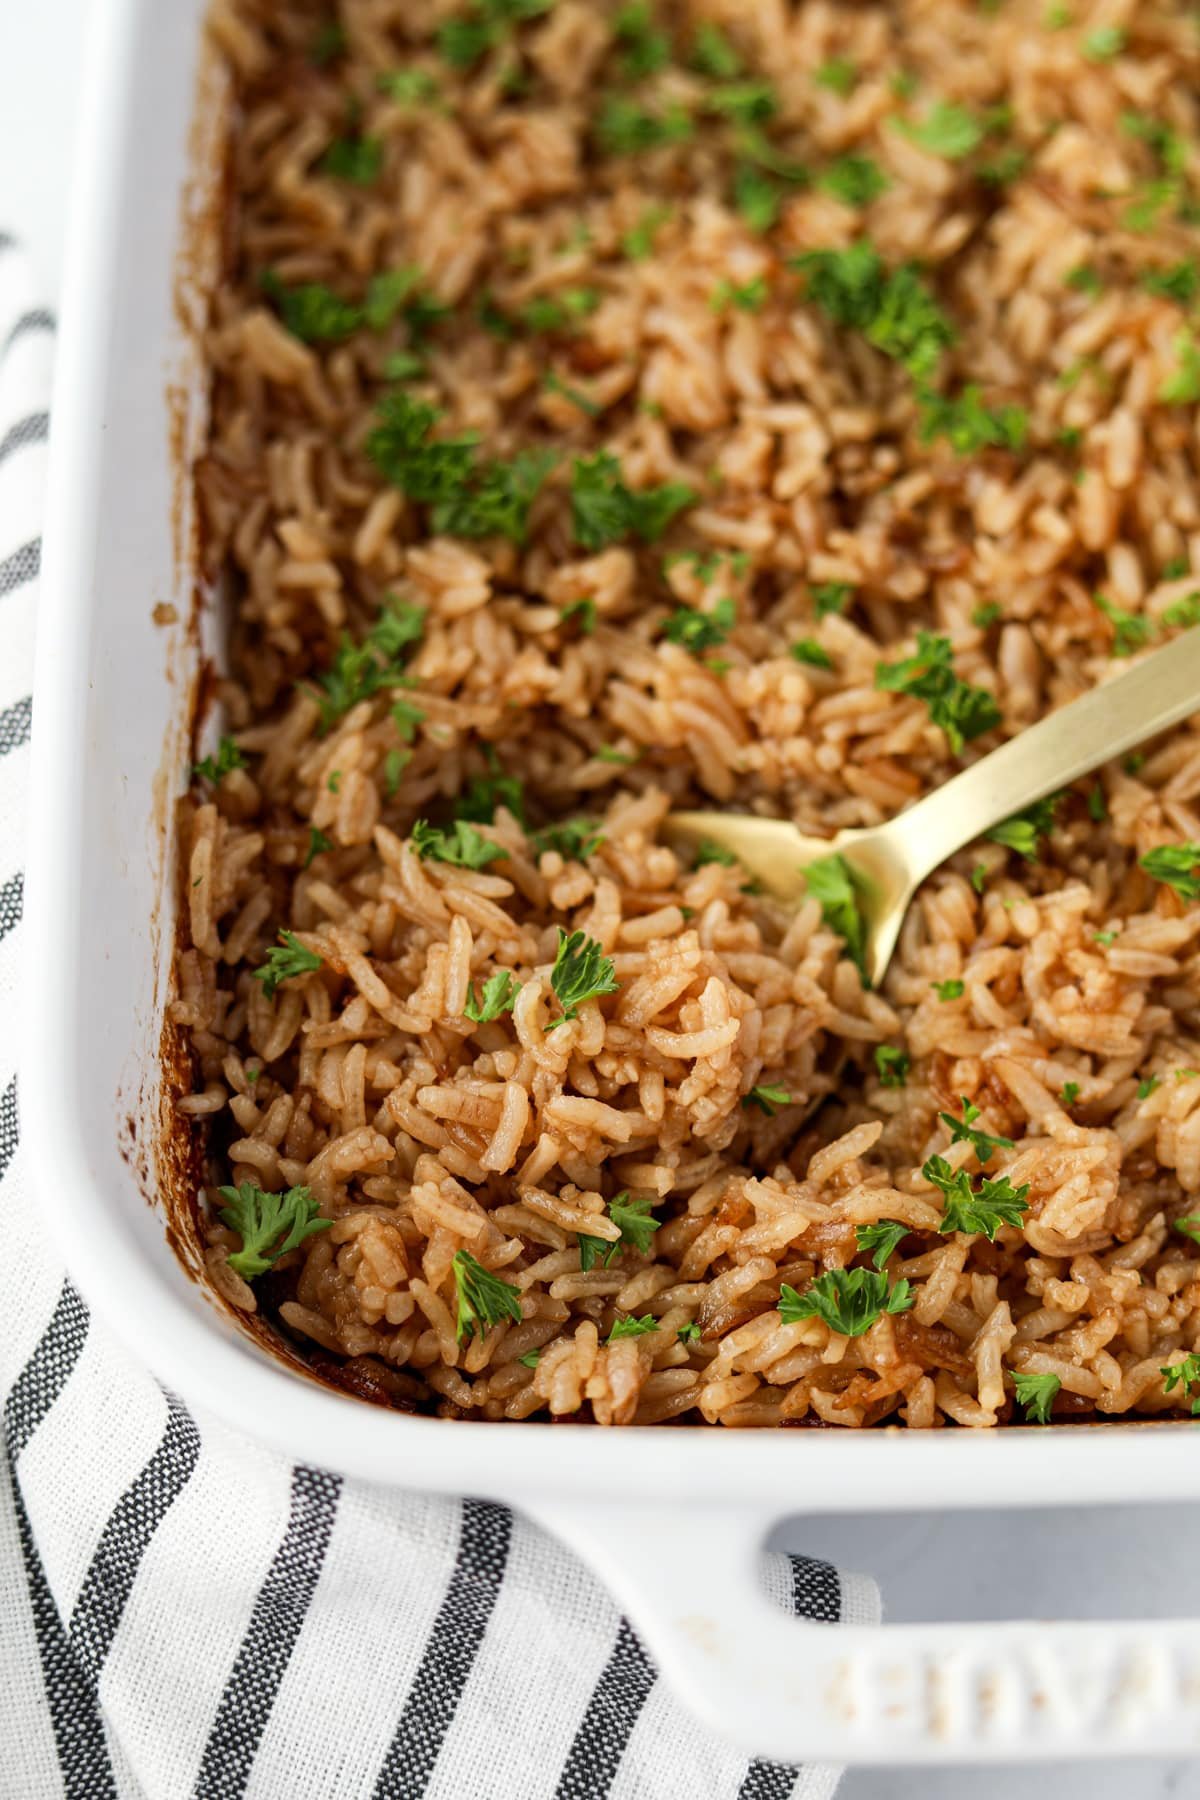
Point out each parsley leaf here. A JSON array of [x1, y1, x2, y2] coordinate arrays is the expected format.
[[377, 68, 441, 105], [304, 826, 334, 869], [933, 978, 964, 1001], [916, 385, 1028, 455], [1095, 593, 1154, 657], [531, 818, 605, 862], [793, 243, 954, 382], [743, 1083, 791, 1116], [1164, 591, 1200, 630], [812, 581, 855, 617], [579, 1193, 661, 1270], [594, 97, 694, 156], [1140, 261, 1199, 305], [412, 818, 509, 870], [433, 448, 557, 544], [898, 101, 983, 160], [1160, 332, 1200, 405], [1140, 841, 1200, 901], [1138, 1075, 1161, 1100], [855, 1220, 910, 1270], [216, 1182, 331, 1279], [606, 1315, 660, 1342], [820, 155, 888, 208], [1174, 1214, 1200, 1244], [985, 794, 1060, 860], [805, 853, 869, 982], [621, 204, 672, 260], [814, 56, 857, 96], [1082, 23, 1124, 60], [253, 931, 323, 1000], [311, 22, 347, 66], [570, 451, 694, 551], [1012, 1370, 1061, 1424], [452, 1249, 523, 1341], [779, 1268, 913, 1336], [261, 273, 363, 344], [311, 598, 425, 730], [693, 838, 738, 868], [613, 2, 670, 78], [547, 928, 619, 1028], [939, 1096, 1014, 1164], [874, 1045, 909, 1087], [662, 598, 736, 654], [677, 1320, 703, 1344], [1061, 1081, 1080, 1107], [367, 393, 553, 543], [923, 1154, 1030, 1239], [455, 755, 524, 825], [1161, 1352, 1200, 1414], [194, 735, 246, 783], [733, 165, 782, 232], [437, 0, 554, 69], [711, 275, 769, 312], [464, 969, 521, 1022], [790, 638, 832, 669], [320, 134, 384, 186], [691, 21, 742, 77], [518, 1349, 540, 1368], [875, 630, 1000, 752]]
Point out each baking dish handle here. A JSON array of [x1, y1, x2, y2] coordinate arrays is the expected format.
[[525, 1497, 1200, 1765]]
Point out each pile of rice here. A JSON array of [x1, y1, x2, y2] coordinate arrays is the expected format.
[[177, 0, 1200, 1426]]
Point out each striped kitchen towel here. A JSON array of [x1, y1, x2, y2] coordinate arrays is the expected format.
[[0, 232, 877, 1800]]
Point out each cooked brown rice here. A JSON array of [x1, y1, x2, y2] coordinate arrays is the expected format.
[[178, 0, 1200, 1426]]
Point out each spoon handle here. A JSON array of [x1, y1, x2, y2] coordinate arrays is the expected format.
[[891, 624, 1200, 883]]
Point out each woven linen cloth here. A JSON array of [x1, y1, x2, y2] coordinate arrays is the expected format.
[[0, 232, 879, 1800]]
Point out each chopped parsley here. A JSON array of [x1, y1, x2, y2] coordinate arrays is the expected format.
[[464, 969, 521, 1023], [733, 165, 782, 232], [311, 21, 347, 65], [304, 827, 334, 869], [1138, 1076, 1161, 1101], [559, 598, 597, 634], [972, 601, 1002, 627], [939, 1096, 1014, 1164], [260, 274, 363, 344], [855, 1220, 910, 1270], [383, 748, 409, 795], [677, 1320, 703, 1344], [546, 928, 619, 1028], [570, 451, 695, 551], [691, 21, 742, 77], [916, 386, 1028, 455], [812, 581, 855, 617], [820, 155, 889, 208], [813, 56, 857, 96], [578, 1193, 661, 1270], [377, 68, 441, 106], [1012, 1370, 1061, 1424], [253, 931, 323, 1000], [932, 979, 964, 1002], [543, 372, 599, 417], [518, 1349, 540, 1369], [438, 0, 554, 68], [874, 630, 1000, 752], [1061, 1081, 1080, 1107], [1095, 593, 1155, 659], [320, 134, 384, 186], [985, 794, 1060, 860], [1174, 1214, 1200, 1245], [613, 2, 670, 79], [1164, 592, 1200, 630], [621, 204, 671, 260], [411, 818, 509, 870], [779, 1268, 913, 1337], [366, 392, 554, 543], [710, 275, 769, 313], [805, 853, 869, 982], [790, 638, 832, 669], [693, 838, 738, 869], [1081, 23, 1124, 60], [1160, 332, 1200, 406], [743, 1083, 792, 1116], [793, 242, 954, 382], [897, 101, 983, 160], [606, 1315, 660, 1342], [216, 1182, 331, 1280], [518, 287, 600, 334], [662, 598, 736, 654], [923, 1154, 1030, 1239], [1065, 263, 1103, 296], [1140, 841, 1200, 901], [531, 818, 605, 862], [194, 735, 246, 784], [1160, 1352, 1200, 1415], [452, 1249, 523, 1341], [703, 80, 778, 127], [1140, 260, 1200, 305], [874, 1045, 909, 1088], [310, 599, 425, 730], [1087, 784, 1107, 821], [594, 97, 694, 157], [455, 753, 525, 825]]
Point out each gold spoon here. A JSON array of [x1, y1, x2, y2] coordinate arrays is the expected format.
[[666, 626, 1200, 988]]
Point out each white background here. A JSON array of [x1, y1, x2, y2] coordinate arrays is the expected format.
[[2, 2, 1198, 1793]]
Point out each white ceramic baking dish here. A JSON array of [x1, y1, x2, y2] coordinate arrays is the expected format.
[[23, 0, 1200, 1768]]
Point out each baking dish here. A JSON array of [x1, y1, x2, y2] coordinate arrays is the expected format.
[[21, 0, 1200, 1766]]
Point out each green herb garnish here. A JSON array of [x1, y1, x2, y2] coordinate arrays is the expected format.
[[855, 1220, 910, 1270], [578, 1193, 661, 1270], [216, 1182, 331, 1279], [547, 927, 619, 1028], [194, 736, 246, 783], [923, 1155, 1030, 1239], [411, 818, 509, 869], [805, 853, 869, 982], [743, 1083, 792, 1116], [897, 101, 983, 160], [304, 827, 334, 869], [875, 630, 1000, 751], [452, 1249, 523, 1341], [939, 1096, 1014, 1165], [874, 1045, 909, 1088], [464, 969, 521, 1023], [662, 598, 736, 654], [253, 931, 323, 1000], [1140, 841, 1200, 901], [779, 1268, 913, 1336], [985, 794, 1060, 861], [1012, 1370, 1061, 1423], [570, 450, 695, 550]]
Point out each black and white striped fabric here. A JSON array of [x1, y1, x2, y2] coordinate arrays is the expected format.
[[0, 234, 877, 1800]]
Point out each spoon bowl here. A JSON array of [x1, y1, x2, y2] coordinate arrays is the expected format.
[[667, 625, 1200, 986]]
